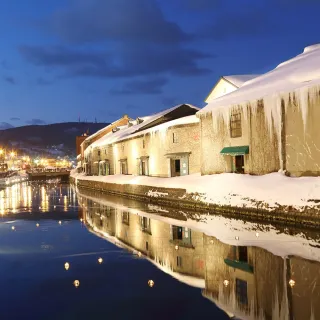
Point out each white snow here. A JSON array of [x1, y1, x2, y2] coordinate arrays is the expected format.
[[199, 44, 320, 116], [77, 188, 320, 263], [223, 74, 260, 88], [72, 171, 320, 212], [86, 105, 199, 151]]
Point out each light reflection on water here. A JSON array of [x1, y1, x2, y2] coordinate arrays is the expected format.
[[0, 182, 229, 320], [0, 182, 319, 319]]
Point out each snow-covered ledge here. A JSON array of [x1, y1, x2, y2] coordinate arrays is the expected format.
[[71, 170, 320, 226]]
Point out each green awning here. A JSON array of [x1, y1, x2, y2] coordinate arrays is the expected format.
[[220, 145, 249, 156], [224, 258, 254, 274]]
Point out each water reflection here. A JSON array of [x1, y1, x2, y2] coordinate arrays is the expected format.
[[78, 189, 320, 320], [0, 182, 77, 215]]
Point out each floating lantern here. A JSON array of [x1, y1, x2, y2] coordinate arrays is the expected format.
[[255, 232, 259, 237], [11, 226, 15, 231], [223, 280, 230, 287], [148, 280, 154, 288], [80, 218, 83, 222], [64, 262, 70, 271], [235, 236, 239, 240], [98, 257, 103, 264], [54, 205, 56, 209], [36, 223, 39, 227], [59, 221, 62, 225], [73, 280, 80, 288]]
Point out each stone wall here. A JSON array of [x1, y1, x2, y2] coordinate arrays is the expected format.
[[71, 177, 320, 227]]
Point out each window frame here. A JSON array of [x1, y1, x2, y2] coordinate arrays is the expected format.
[[230, 112, 242, 138], [172, 132, 178, 143]]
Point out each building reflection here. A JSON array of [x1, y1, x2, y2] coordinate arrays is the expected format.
[[79, 192, 320, 320]]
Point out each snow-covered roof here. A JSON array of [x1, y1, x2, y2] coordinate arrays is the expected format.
[[223, 74, 260, 88], [83, 116, 132, 144], [199, 44, 320, 115], [87, 104, 199, 150]]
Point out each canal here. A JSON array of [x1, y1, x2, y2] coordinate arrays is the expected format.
[[0, 182, 319, 319]]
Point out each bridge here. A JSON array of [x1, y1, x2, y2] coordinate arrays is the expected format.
[[27, 168, 71, 182]]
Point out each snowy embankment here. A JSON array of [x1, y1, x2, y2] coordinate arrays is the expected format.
[[71, 171, 320, 212], [78, 188, 320, 264]]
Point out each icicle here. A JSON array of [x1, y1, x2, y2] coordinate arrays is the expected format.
[[298, 86, 309, 132]]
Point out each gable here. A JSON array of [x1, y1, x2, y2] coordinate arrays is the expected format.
[[205, 78, 238, 103]]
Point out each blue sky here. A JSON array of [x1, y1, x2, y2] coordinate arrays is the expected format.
[[0, 0, 319, 128]]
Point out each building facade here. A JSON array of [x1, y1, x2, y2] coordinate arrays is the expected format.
[[83, 104, 200, 178], [198, 44, 320, 177]]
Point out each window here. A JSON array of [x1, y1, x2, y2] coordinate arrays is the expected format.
[[172, 226, 183, 240], [140, 217, 151, 233], [177, 256, 182, 267], [173, 132, 178, 143], [142, 140, 145, 149], [146, 241, 149, 251], [121, 144, 124, 152], [236, 279, 248, 306], [230, 112, 242, 138], [122, 211, 130, 225], [97, 150, 101, 156], [105, 149, 107, 155], [238, 246, 248, 263]]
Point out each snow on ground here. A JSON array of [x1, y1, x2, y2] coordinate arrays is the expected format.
[[72, 171, 320, 211], [77, 188, 320, 263]]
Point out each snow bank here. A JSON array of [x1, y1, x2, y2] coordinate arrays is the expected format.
[[72, 171, 320, 212], [78, 188, 320, 263]]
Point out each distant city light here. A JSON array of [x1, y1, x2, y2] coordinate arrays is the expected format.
[[98, 257, 103, 264], [65, 262, 70, 271], [73, 280, 80, 288]]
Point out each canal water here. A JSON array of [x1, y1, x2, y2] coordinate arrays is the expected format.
[[0, 183, 319, 320]]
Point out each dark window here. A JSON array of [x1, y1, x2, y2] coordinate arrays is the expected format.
[[236, 279, 248, 306], [141, 217, 151, 233], [141, 161, 146, 176], [142, 140, 145, 149], [97, 150, 101, 156], [238, 246, 248, 262], [177, 256, 182, 267], [172, 226, 183, 240], [173, 132, 178, 143], [175, 160, 180, 173], [105, 149, 107, 155], [230, 112, 242, 138], [146, 241, 149, 251]]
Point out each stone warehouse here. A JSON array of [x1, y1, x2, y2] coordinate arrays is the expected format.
[[198, 44, 320, 177], [81, 104, 201, 177]]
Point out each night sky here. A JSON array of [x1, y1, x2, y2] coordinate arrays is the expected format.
[[0, 0, 319, 128]]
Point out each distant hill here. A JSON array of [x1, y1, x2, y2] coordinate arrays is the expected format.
[[0, 122, 108, 157]]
